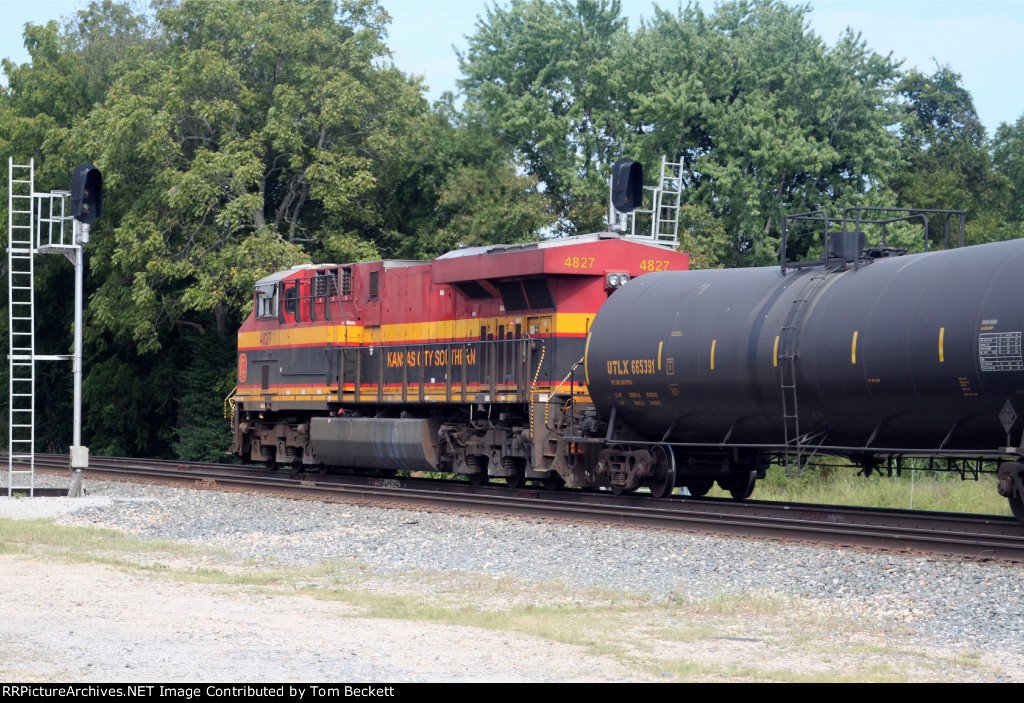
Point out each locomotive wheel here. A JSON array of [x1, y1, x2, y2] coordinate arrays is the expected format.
[[721, 472, 756, 501], [465, 454, 489, 486], [503, 457, 527, 489], [684, 480, 714, 497], [647, 446, 676, 499]]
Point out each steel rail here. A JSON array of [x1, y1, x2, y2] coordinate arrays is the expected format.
[[10, 453, 1024, 563]]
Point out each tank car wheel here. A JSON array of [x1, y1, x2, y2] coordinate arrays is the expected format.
[[506, 469, 526, 489], [469, 471, 489, 486], [721, 472, 756, 501], [684, 480, 714, 497], [997, 462, 1024, 523], [1010, 494, 1024, 522], [647, 445, 676, 499], [541, 472, 565, 491]]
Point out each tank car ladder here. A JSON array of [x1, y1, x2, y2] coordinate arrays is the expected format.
[[7, 159, 37, 495], [777, 273, 828, 476]]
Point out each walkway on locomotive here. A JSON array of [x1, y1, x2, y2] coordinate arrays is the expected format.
[[235, 234, 691, 411]]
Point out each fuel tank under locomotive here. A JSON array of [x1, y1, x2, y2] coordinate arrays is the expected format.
[[584, 237, 1024, 455]]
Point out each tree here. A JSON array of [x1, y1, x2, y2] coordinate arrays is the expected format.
[[1, 0, 552, 459], [994, 114, 1024, 233], [891, 66, 1007, 247], [458, 0, 903, 265], [459, 0, 630, 235]]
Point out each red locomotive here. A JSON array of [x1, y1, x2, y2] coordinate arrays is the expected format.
[[231, 233, 690, 492]]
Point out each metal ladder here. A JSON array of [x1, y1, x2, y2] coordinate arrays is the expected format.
[[777, 273, 828, 476], [628, 155, 682, 248], [7, 159, 36, 495], [651, 155, 682, 245]]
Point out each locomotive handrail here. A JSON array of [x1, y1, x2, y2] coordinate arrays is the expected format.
[[278, 271, 341, 325]]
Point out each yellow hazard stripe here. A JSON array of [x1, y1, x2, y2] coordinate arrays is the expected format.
[[851, 330, 858, 365], [239, 312, 594, 349], [939, 326, 945, 362]]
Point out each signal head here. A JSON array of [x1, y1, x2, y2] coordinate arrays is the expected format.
[[71, 164, 102, 224], [611, 157, 643, 214]]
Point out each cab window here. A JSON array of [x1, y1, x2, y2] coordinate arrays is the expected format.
[[255, 284, 277, 319]]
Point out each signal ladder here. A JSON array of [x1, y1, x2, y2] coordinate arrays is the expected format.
[[6, 158, 75, 496], [8, 159, 36, 495], [628, 155, 682, 248]]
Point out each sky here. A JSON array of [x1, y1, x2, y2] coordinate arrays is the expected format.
[[1, 0, 1023, 135]]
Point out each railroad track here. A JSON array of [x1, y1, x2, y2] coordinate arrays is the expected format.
[[9, 454, 1024, 563]]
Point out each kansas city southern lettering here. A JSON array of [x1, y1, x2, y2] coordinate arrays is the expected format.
[[386, 348, 478, 369], [606, 358, 657, 375]]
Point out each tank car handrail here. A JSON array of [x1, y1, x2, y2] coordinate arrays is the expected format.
[[841, 206, 966, 251], [781, 206, 967, 274], [780, 209, 829, 275]]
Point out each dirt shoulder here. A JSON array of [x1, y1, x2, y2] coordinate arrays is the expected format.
[[0, 554, 650, 682]]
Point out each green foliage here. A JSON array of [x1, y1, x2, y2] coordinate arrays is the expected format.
[[432, 107, 553, 252], [459, 0, 629, 235], [460, 0, 903, 265], [891, 66, 1010, 247], [1, 0, 549, 458], [173, 330, 236, 462], [363, 92, 554, 259], [744, 465, 1011, 517], [994, 115, 1024, 229], [83, 336, 179, 457]]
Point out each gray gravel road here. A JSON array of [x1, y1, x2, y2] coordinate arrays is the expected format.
[[1, 474, 1021, 681]]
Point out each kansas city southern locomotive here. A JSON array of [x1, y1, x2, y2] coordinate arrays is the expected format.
[[231, 234, 690, 491], [231, 203, 1024, 521]]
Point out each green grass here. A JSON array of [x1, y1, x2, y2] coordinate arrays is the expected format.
[[704, 463, 1013, 516]]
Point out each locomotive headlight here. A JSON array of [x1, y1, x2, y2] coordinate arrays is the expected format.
[[607, 273, 630, 289]]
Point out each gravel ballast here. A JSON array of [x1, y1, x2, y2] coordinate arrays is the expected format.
[[2, 473, 1022, 682]]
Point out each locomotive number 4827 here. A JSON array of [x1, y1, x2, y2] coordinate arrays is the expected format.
[[638, 259, 671, 271]]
